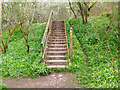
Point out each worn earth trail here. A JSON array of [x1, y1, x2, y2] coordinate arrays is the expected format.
[[3, 72, 80, 88]]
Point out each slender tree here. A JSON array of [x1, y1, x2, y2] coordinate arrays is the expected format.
[[21, 2, 36, 53], [0, 0, 2, 52]]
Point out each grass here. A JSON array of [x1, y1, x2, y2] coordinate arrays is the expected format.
[[65, 16, 119, 88], [1, 23, 51, 78]]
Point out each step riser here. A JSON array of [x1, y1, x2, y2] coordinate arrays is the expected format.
[[46, 62, 67, 65], [49, 35, 66, 36], [48, 40, 66, 42], [48, 44, 67, 45], [48, 37, 66, 39], [48, 38, 66, 40], [46, 57, 65, 60], [49, 35, 66, 37], [51, 29, 65, 31], [47, 49, 67, 51], [51, 31, 65, 32], [48, 42, 67, 44], [51, 31, 65, 33], [47, 53, 67, 55], [48, 39, 66, 42], [51, 29, 65, 30], [51, 30, 65, 32], [48, 46, 67, 48], [51, 32, 65, 34], [50, 33, 66, 36]]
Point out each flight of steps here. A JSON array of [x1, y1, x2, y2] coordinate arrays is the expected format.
[[45, 21, 69, 69]]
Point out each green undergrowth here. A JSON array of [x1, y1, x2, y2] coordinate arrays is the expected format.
[[1, 16, 119, 88], [65, 17, 119, 88], [0, 83, 7, 89], [1, 23, 51, 78]]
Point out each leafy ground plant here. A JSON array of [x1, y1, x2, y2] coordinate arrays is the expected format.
[[65, 16, 118, 88], [1, 23, 51, 78]]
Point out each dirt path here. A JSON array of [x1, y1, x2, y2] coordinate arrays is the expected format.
[[3, 72, 80, 88]]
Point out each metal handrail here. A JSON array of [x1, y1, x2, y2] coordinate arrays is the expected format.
[[41, 10, 53, 61]]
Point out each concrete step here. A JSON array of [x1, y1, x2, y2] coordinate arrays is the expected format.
[[51, 32, 65, 33], [48, 42, 67, 44], [50, 34, 66, 36], [46, 55, 65, 60], [47, 48, 67, 51], [48, 37, 66, 39], [48, 39, 66, 42], [51, 29, 65, 31], [47, 51, 68, 55], [51, 32, 65, 34], [48, 37, 66, 40], [46, 60, 68, 65], [48, 44, 67, 48], [49, 35, 66, 37], [47, 65, 68, 69], [51, 29, 64, 31], [51, 30, 65, 33]]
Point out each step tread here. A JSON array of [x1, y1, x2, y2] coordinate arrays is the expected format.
[[46, 60, 68, 62], [48, 44, 67, 45], [48, 37, 66, 38], [48, 42, 67, 44], [47, 65, 68, 68], [48, 39, 66, 41], [46, 55, 65, 57], [48, 41, 67, 42], [48, 38, 66, 41], [48, 48, 67, 49], [47, 51, 68, 53]]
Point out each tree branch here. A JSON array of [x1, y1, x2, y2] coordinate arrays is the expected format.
[[68, 0, 77, 18], [5, 21, 24, 49]]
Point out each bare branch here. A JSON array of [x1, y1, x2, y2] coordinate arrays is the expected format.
[[68, 0, 77, 18]]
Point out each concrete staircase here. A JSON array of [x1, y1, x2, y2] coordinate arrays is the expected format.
[[45, 21, 69, 69]]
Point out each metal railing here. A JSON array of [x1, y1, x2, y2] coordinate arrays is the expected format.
[[41, 11, 53, 61]]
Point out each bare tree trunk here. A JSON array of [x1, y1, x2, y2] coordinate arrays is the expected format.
[[0, 0, 2, 52], [85, 11, 88, 23], [77, 2, 85, 24], [21, 2, 35, 53], [68, 0, 77, 18]]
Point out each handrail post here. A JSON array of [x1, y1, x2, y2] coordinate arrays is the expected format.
[[70, 25, 72, 59], [41, 44, 44, 59]]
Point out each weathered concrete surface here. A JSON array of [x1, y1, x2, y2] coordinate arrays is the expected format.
[[3, 72, 80, 88]]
